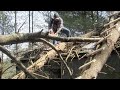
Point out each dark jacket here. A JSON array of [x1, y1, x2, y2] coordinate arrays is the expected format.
[[49, 17, 63, 33]]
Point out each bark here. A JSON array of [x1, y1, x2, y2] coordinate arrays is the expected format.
[[0, 31, 100, 45], [79, 18, 120, 79]]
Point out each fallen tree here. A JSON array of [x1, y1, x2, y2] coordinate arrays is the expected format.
[[1, 12, 120, 79], [12, 31, 97, 79], [12, 42, 66, 79], [78, 17, 120, 79], [0, 30, 100, 45]]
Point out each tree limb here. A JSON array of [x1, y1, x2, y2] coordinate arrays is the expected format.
[[0, 45, 37, 79], [100, 25, 116, 36], [0, 30, 100, 45], [104, 17, 120, 27]]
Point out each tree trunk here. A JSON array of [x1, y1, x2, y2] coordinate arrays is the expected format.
[[96, 11, 99, 23], [91, 11, 94, 29], [0, 58, 2, 79], [14, 11, 18, 55], [79, 17, 120, 79], [0, 31, 100, 45]]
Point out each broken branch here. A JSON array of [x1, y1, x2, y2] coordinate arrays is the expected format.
[[0, 31, 101, 45], [0, 45, 37, 79], [78, 59, 96, 70]]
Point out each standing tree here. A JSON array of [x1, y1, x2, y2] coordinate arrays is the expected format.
[[0, 57, 2, 79], [0, 11, 14, 62], [58, 11, 108, 35], [14, 11, 18, 56]]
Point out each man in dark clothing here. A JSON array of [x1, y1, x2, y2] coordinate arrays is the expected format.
[[48, 13, 71, 44]]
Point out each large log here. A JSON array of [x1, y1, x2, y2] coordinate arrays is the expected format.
[[79, 18, 120, 79], [12, 31, 97, 79], [0, 31, 100, 45]]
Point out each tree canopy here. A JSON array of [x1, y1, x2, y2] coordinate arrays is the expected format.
[[58, 11, 108, 34]]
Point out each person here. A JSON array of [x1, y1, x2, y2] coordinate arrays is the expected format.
[[48, 13, 71, 44]]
